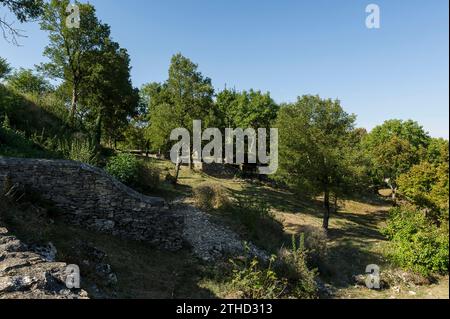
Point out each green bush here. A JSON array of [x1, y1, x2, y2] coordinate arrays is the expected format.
[[228, 237, 318, 299], [106, 153, 140, 185], [67, 138, 98, 165], [230, 254, 287, 299], [382, 207, 449, 276]]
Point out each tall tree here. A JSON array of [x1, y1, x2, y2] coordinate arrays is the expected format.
[[363, 119, 431, 201], [80, 41, 139, 148], [147, 54, 216, 159], [0, 0, 44, 44], [39, 0, 111, 124], [216, 89, 279, 129], [276, 95, 363, 231]]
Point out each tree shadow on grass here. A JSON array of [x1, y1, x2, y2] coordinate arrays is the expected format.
[[229, 183, 325, 219]]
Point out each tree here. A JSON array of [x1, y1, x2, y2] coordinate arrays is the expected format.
[[7, 68, 51, 94], [276, 95, 363, 231], [0, 0, 44, 44], [79, 41, 139, 148], [363, 120, 431, 202], [398, 139, 449, 222], [0, 57, 11, 79], [426, 138, 449, 165], [147, 54, 216, 161], [216, 89, 279, 129], [166, 53, 216, 128], [39, 0, 111, 124]]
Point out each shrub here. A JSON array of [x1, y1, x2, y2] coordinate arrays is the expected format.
[[106, 153, 140, 185], [382, 207, 449, 276], [228, 238, 318, 299], [193, 183, 230, 210], [275, 235, 318, 299], [298, 225, 328, 268], [67, 138, 99, 166], [135, 161, 161, 191], [230, 254, 287, 299]]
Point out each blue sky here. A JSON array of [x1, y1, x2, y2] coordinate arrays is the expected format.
[[1, 0, 448, 137]]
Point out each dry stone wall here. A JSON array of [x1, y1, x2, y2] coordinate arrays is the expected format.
[[0, 158, 183, 251]]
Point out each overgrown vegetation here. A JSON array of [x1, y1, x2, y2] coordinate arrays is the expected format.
[[224, 236, 318, 299], [383, 207, 449, 276]]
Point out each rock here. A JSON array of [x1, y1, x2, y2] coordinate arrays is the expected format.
[[0, 227, 88, 299], [30, 242, 57, 262], [171, 199, 268, 262]]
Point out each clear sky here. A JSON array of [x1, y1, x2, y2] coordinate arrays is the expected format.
[[1, 0, 448, 138]]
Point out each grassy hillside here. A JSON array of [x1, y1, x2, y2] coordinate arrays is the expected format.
[[0, 84, 76, 159]]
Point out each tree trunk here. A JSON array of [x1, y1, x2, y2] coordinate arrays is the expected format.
[[94, 113, 102, 148], [173, 153, 181, 184], [70, 85, 78, 125], [391, 187, 397, 206], [323, 189, 331, 231], [334, 194, 339, 214], [189, 147, 193, 170], [174, 161, 181, 184]]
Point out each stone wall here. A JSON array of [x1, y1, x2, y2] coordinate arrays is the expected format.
[[0, 158, 183, 251]]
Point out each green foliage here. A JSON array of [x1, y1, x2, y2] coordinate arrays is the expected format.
[[66, 138, 99, 166], [0, 125, 56, 158], [0, 84, 72, 140], [426, 138, 449, 165], [383, 207, 449, 276], [0, 57, 11, 80], [230, 254, 287, 299], [229, 238, 318, 299], [216, 89, 279, 129], [39, 0, 112, 123], [80, 43, 139, 145], [0, 0, 44, 22], [363, 119, 431, 191], [7, 68, 52, 94], [2, 113, 10, 129], [106, 153, 140, 185], [121, 120, 148, 151], [398, 161, 449, 221], [146, 54, 216, 153]]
